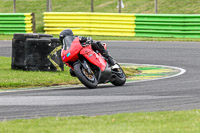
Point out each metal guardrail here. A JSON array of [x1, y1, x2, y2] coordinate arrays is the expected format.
[[134, 14, 200, 38], [43, 12, 136, 36], [44, 12, 200, 38], [0, 13, 35, 34]]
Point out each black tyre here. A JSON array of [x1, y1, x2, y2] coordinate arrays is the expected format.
[[74, 63, 98, 89], [111, 64, 126, 86]]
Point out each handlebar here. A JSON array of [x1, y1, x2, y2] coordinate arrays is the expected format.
[[86, 37, 93, 44]]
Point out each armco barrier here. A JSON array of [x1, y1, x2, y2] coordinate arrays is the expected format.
[[134, 14, 200, 38], [43, 12, 136, 36], [43, 12, 200, 38], [0, 13, 35, 34]]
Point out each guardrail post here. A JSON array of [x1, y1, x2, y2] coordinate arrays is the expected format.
[[46, 0, 52, 12], [118, 0, 121, 13], [13, 0, 16, 13], [91, 0, 94, 12], [31, 13, 36, 33], [155, 0, 158, 14]]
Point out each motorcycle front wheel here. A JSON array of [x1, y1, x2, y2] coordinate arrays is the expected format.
[[73, 63, 98, 89], [111, 64, 126, 86]]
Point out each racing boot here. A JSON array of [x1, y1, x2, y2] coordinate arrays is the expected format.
[[100, 49, 118, 69], [107, 56, 119, 69], [101, 52, 115, 66], [104, 54, 119, 69], [107, 56, 115, 66]]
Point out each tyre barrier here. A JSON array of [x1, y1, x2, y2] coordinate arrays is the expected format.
[[12, 33, 64, 71]]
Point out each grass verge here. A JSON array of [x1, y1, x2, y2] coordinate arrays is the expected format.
[[0, 35, 14, 40], [0, 56, 79, 89], [0, 56, 138, 89], [0, 110, 200, 133], [3, 34, 200, 42]]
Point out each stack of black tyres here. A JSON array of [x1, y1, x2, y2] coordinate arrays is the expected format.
[[12, 33, 64, 71]]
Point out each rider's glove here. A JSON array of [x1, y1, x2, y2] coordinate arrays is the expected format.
[[86, 37, 93, 44], [79, 36, 87, 43]]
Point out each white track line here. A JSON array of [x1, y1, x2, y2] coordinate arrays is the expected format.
[[122, 63, 186, 83], [0, 63, 186, 93]]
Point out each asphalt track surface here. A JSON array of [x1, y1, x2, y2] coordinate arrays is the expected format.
[[0, 40, 200, 120]]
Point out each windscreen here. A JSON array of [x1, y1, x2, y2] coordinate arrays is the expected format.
[[62, 36, 76, 50]]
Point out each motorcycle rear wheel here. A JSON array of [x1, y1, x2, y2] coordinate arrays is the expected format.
[[111, 64, 126, 86], [74, 63, 98, 89]]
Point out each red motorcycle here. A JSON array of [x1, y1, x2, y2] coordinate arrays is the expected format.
[[61, 36, 126, 89]]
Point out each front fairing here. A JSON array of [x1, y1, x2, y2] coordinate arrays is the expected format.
[[61, 37, 82, 63], [80, 45, 107, 71]]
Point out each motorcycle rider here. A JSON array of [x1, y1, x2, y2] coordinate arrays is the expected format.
[[59, 29, 117, 69]]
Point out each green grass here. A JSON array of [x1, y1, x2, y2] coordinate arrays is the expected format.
[[0, 56, 79, 89], [0, 35, 14, 40], [4, 34, 200, 42], [1, 0, 200, 32], [1, 110, 200, 133]]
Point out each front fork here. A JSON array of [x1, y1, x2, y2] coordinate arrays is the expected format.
[[80, 60, 93, 74], [73, 60, 95, 75]]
